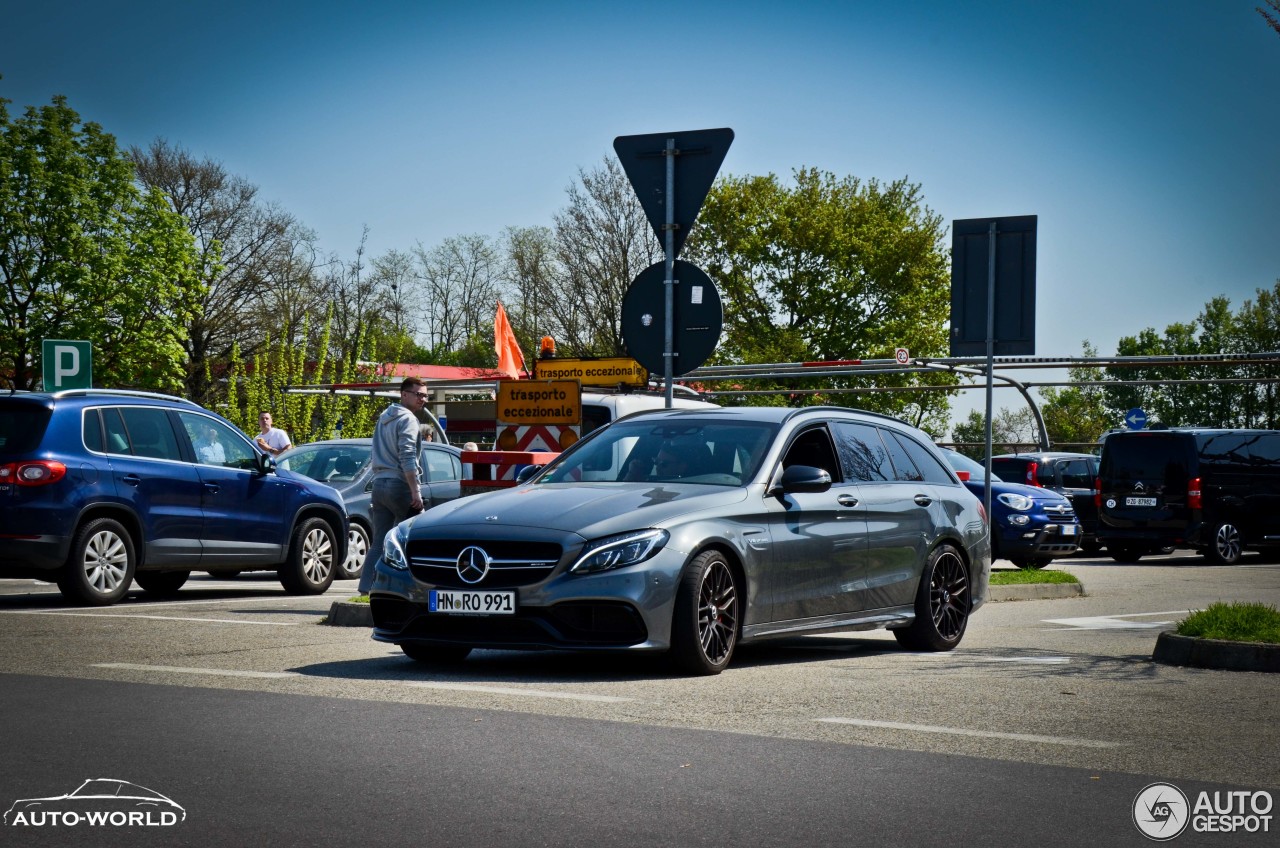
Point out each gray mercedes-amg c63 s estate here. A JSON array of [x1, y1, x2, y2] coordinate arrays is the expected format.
[[367, 406, 991, 675]]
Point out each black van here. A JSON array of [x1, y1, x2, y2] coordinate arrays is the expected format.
[[1097, 428, 1280, 564]]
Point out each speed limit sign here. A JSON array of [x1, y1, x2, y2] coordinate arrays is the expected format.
[[895, 348, 910, 365]]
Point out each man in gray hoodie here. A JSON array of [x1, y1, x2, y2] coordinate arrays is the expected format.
[[358, 377, 427, 594]]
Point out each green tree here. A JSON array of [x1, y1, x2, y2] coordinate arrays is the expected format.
[[686, 168, 957, 432], [1039, 341, 1112, 447], [950, 407, 1040, 459], [0, 95, 200, 390]]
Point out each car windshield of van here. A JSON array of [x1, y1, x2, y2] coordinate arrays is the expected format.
[[537, 419, 777, 486]]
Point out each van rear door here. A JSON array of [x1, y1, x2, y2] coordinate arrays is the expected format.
[[1099, 433, 1195, 531]]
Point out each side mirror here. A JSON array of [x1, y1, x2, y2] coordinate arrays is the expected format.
[[257, 453, 276, 475], [774, 464, 832, 494], [515, 465, 540, 484]]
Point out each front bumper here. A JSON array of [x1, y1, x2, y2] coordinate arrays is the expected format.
[[996, 523, 1080, 560], [369, 544, 690, 652]]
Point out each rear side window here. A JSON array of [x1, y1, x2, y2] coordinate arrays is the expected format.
[[424, 449, 460, 482], [83, 409, 104, 452], [1247, 434, 1280, 470], [118, 407, 183, 461], [889, 432, 955, 484], [1058, 459, 1095, 489], [1198, 433, 1251, 471], [0, 405, 53, 454], [879, 429, 924, 482]]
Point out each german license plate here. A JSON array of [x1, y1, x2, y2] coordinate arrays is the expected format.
[[1060, 524, 1078, 536], [1126, 497, 1157, 507], [429, 589, 515, 615]]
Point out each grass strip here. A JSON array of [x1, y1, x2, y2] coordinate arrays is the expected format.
[[989, 568, 1080, 586], [1177, 602, 1280, 644]]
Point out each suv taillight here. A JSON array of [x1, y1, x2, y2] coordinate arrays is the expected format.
[[1187, 477, 1202, 510], [1094, 476, 1102, 509], [1025, 461, 1041, 487], [0, 461, 67, 486]]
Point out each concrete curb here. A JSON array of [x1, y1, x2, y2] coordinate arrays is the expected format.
[[1152, 630, 1280, 673], [987, 582, 1085, 602], [325, 600, 373, 627]]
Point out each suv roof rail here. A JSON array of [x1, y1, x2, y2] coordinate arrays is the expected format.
[[49, 388, 200, 406]]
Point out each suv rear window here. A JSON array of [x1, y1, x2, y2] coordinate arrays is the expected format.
[[0, 406, 52, 453]]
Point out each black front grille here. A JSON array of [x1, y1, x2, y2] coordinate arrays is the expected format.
[[406, 538, 563, 589]]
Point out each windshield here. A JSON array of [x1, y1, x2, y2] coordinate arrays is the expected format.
[[942, 450, 1004, 482], [537, 418, 778, 487], [277, 444, 371, 483]]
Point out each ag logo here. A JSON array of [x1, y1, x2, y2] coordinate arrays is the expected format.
[[1133, 782, 1189, 840]]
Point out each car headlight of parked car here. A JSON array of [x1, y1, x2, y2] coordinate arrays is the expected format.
[[382, 519, 413, 570], [569, 529, 669, 574], [997, 492, 1035, 512]]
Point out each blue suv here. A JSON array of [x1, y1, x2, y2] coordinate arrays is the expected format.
[[0, 389, 347, 605], [941, 449, 1080, 569]]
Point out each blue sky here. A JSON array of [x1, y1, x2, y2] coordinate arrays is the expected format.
[[4, 1, 1278, 423]]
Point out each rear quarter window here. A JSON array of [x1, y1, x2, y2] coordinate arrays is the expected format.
[[0, 405, 53, 453]]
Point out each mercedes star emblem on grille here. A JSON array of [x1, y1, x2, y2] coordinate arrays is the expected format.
[[456, 546, 491, 584]]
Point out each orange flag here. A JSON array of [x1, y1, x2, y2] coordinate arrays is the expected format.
[[494, 301, 525, 378]]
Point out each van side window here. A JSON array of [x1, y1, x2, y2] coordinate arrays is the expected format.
[[1199, 433, 1250, 470], [1247, 433, 1280, 470]]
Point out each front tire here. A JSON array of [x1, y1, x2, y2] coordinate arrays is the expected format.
[[894, 544, 970, 652], [402, 644, 472, 664], [1009, 557, 1050, 570], [58, 518, 136, 606], [1109, 546, 1144, 563], [670, 550, 740, 675], [339, 521, 369, 580], [1204, 522, 1243, 565], [279, 517, 337, 594], [135, 570, 190, 596]]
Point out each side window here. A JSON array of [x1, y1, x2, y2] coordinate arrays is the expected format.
[[1036, 462, 1056, 486], [102, 408, 131, 454], [879, 429, 924, 482], [424, 449, 459, 482], [1246, 434, 1280, 471], [782, 426, 843, 482], [82, 409, 104, 453], [830, 421, 890, 482], [1059, 459, 1095, 489], [177, 411, 257, 469], [581, 406, 610, 437], [119, 407, 182, 461], [889, 432, 954, 485], [1199, 434, 1250, 470]]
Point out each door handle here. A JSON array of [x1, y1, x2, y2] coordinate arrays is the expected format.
[[121, 474, 141, 487], [914, 495, 933, 506], [204, 483, 220, 494], [837, 494, 859, 507]]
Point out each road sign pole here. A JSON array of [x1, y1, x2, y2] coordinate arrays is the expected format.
[[984, 222, 996, 526], [664, 137, 676, 408]]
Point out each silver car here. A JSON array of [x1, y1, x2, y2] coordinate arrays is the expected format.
[[368, 407, 991, 674], [276, 438, 463, 580]]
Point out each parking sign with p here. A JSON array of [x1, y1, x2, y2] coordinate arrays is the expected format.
[[41, 340, 92, 390]]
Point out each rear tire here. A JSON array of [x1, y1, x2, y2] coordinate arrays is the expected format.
[[1109, 546, 1144, 563], [402, 644, 472, 664], [135, 570, 190, 596], [58, 518, 136, 606], [279, 517, 337, 594], [669, 550, 740, 675], [1009, 557, 1050, 570], [894, 544, 970, 652], [1204, 522, 1243, 565]]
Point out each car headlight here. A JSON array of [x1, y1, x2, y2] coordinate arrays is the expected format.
[[997, 492, 1035, 511], [382, 519, 413, 570], [569, 529, 669, 574]]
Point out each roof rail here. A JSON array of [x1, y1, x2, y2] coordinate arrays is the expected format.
[[49, 388, 200, 406]]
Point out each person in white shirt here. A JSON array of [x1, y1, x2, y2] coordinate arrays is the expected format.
[[255, 411, 292, 456], [193, 421, 226, 465]]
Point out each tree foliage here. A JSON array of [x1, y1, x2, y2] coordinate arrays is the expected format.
[[686, 168, 957, 434], [0, 96, 201, 390]]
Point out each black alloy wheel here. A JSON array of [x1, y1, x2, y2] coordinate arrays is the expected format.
[[671, 550, 740, 675], [894, 544, 970, 651]]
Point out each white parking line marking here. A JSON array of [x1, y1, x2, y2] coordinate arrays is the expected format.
[[94, 663, 300, 679], [14, 612, 301, 626], [407, 681, 635, 703], [816, 718, 1123, 749], [910, 653, 1072, 664], [0, 594, 334, 613], [1042, 613, 1183, 631]]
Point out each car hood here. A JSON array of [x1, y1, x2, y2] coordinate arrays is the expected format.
[[410, 482, 751, 538], [962, 478, 1070, 504]]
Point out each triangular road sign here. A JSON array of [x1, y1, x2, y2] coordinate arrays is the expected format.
[[613, 128, 734, 258]]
